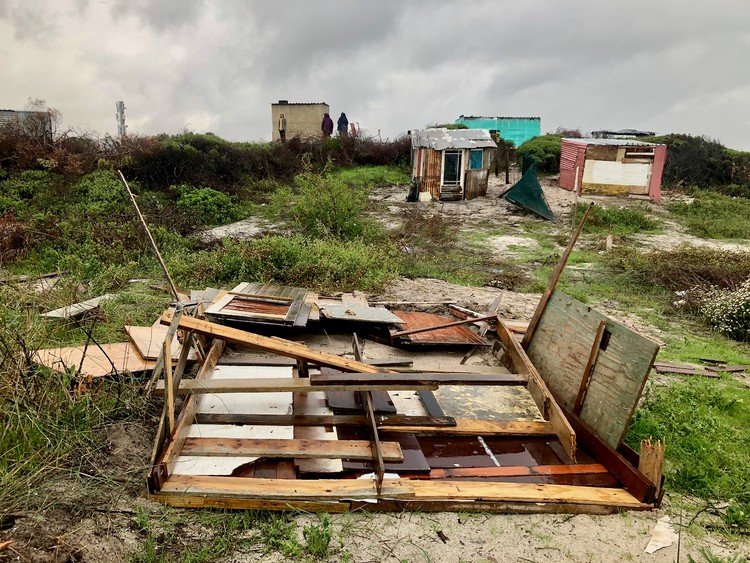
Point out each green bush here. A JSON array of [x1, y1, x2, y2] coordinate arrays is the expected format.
[[516, 134, 562, 173], [73, 170, 131, 217], [332, 165, 410, 188], [289, 172, 382, 241], [669, 191, 750, 239], [575, 202, 661, 234], [175, 185, 239, 226]]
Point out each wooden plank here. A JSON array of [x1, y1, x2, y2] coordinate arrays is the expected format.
[[216, 357, 413, 368], [181, 437, 404, 461], [34, 341, 155, 378], [522, 202, 593, 349], [164, 339, 175, 434], [417, 390, 445, 417], [496, 320, 577, 461], [125, 324, 197, 362], [160, 310, 389, 375], [149, 494, 351, 512], [195, 413, 457, 427], [638, 439, 665, 499], [526, 292, 659, 448], [379, 419, 555, 436], [42, 294, 114, 319], [149, 339, 225, 491], [158, 475, 648, 507], [556, 399, 656, 503], [155, 378, 438, 395], [317, 303, 405, 324], [310, 372, 527, 387], [573, 320, 607, 415], [390, 314, 498, 338], [429, 463, 608, 479], [363, 390, 385, 492], [652, 363, 719, 378]]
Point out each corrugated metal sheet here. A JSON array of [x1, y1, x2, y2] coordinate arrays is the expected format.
[[455, 116, 541, 147], [559, 139, 585, 191], [422, 148, 442, 199], [412, 128, 496, 150], [564, 138, 659, 147]]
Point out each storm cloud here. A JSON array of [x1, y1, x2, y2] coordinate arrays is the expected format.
[[1, 0, 748, 148]]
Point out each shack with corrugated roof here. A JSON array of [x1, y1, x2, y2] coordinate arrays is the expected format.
[[410, 128, 497, 201], [559, 138, 667, 202]]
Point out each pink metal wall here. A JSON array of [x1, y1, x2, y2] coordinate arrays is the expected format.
[[648, 145, 667, 202], [559, 139, 586, 192]]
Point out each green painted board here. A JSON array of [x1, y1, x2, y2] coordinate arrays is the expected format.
[[526, 291, 659, 448]]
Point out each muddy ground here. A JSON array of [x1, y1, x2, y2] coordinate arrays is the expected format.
[[4, 175, 750, 562]]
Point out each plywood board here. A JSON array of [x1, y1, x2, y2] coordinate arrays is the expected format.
[[42, 294, 114, 319], [526, 291, 659, 448], [125, 325, 198, 362], [34, 342, 154, 377], [294, 391, 343, 474], [317, 303, 405, 325]]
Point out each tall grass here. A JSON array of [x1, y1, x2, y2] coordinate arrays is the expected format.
[[669, 191, 750, 239]]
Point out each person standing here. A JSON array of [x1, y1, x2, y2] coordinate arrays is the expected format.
[[278, 112, 287, 143], [337, 112, 349, 137], [321, 113, 334, 138]]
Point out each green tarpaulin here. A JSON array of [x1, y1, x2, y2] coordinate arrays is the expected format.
[[502, 154, 556, 222]]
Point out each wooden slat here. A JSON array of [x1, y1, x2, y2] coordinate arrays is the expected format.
[[497, 320, 577, 461], [216, 357, 413, 368], [34, 341, 155, 378], [155, 377, 438, 395], [181, 437, 404, 461], [160, 310, 389, 375], [149, 339, 225, 491], [390, 313, 498, 338], [429, 463, 608, 479], [390, 311, 489, 346], [125, 324, 197, 361], [573, 320, 607, 415], [310, 372, 527, 387], [158, 475, 648, 507], [194, 413, 457, 427], [362, 391, 385, 492], [522, 202, 593, 348], [556, 399, 656, 503], [379, 419, 554, 436], [164, 339, 175, 433]]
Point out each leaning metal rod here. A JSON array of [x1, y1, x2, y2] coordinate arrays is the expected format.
[[117, 169, 180, 303]]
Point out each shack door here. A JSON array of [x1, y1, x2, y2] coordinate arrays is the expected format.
[[441, 150, 463, 200]]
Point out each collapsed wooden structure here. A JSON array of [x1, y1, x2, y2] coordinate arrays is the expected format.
[[144, 288, 662, 513]]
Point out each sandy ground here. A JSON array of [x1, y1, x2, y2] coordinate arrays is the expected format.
[[5, 176, 750, 562]]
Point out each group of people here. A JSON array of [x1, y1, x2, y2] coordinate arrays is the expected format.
[[277, 111, 349, 142]]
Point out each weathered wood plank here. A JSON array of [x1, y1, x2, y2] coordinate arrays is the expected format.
[[181, 437, 404, 461], [526, 291, 659, 448], [154, 377, 438, 395], [309, 372, 527, 387], [378, 419, 554, 436], [497, 320, 577, 461], [428, 463, 608, 479], [160, 310, 388, 374], [194, 413, 457, 427]]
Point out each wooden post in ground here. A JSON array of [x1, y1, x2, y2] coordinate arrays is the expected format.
[[522, 202, 594, 350], [638, 439, 665, 499]]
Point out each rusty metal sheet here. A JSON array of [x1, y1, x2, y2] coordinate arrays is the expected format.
[[390, 311, 489, 346]]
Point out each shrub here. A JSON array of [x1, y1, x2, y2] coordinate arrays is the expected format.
[[332, 165, 410, 188], [516, 134, 562, 173], [669, 191, 750, 239], [575, 202, 661, 234], [701, 279, 750, 341], [289, 172, 382, 241], [175, 185, 239, 226]]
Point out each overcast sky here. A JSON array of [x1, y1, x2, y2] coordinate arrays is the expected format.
[[2, 1, 749, 148]]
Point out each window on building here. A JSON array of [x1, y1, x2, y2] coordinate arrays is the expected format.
[[443, 150, 462, 185], [469, 149, 483, 170]]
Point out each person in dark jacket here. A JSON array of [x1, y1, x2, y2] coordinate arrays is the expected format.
[[321, 113, 334, 138], [337, 112, 349, 137]]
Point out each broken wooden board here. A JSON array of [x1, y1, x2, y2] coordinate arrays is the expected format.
[[294, 391, 344, 474], [317, 303, 405, 325], [34, 341, 155, 377], [526, 291, 659, 449], [652, 362, 720, 378], [125, 324, 198, 362], [42, 294, 114, 319], [205, 282, 308, 327], [390, 311, 489, 346]]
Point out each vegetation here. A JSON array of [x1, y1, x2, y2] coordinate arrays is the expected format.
[[669, 191, 750, 239], [574, 202, 661, 234], [516, 134, 562, 173]]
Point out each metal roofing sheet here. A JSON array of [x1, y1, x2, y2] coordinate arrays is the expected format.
[[564, 138, 661, 147], [391, 311, 489, 346], [412, 128, 497, 150]]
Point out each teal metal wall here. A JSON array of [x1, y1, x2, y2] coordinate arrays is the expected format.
[[454, 117, 541, 147]]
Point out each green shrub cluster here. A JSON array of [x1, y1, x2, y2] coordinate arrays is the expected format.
[[669, 191, 750, 239], [575, 202, 661, 234], [516, 134, 563, 173], [175, 184, 240, 226]]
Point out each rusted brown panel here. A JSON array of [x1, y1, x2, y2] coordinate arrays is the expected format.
[[422, 148, 441, 199], [391, 311, 489, 346], [224, 299, 290, 316], [586, 145, 618, 161], [465, 169, 489, 200]]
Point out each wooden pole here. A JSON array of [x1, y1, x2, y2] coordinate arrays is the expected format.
[[573, 320, 607, 415], [521, 202, 594, 350], [164, 338, 175, 433], [117, 169, 180, 303], [505, 146, 511, 184]]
